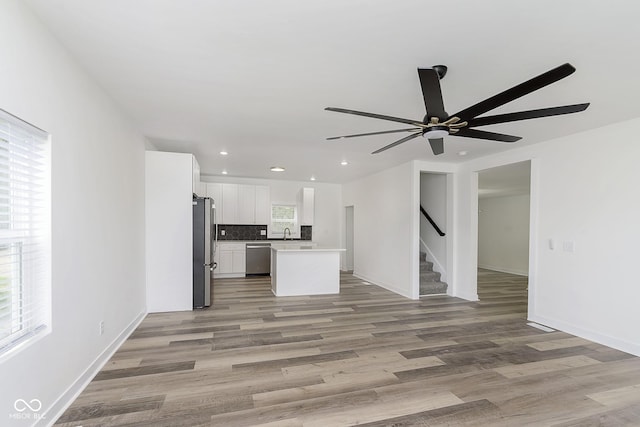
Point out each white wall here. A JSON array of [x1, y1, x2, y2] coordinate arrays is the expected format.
[[456, 118, 640, 356], [478, 194, 530, 275], [0, 0, 147, 424], [341, 160, 457, 300], [146, 152, 194, 313], [343, 162, 416, 298], [202, 175, 342, 248], [345, 206, 354, 271], [419, 173, 448, 282]]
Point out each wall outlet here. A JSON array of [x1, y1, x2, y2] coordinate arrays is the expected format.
[[221, 229, 226, 236], [260, 230, 266, 236], [562, 241, 575, 253], [99, 321, 104, 335]]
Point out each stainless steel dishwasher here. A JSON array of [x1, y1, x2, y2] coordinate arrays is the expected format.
[[245, 243, 271, 276]]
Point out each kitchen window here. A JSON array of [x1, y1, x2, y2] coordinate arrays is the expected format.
[[270, 203, 298, 238], [0, 109, 50, 359]]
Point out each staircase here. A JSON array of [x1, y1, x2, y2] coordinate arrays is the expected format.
[[420, 251, 448, 295]]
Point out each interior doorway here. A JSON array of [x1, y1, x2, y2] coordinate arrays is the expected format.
[[419, 172, 448, 296], [345, 206, 354, 272], [477, 161, 531, 305]]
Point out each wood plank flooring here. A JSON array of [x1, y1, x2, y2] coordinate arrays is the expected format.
[[55, 270, 640, 426]]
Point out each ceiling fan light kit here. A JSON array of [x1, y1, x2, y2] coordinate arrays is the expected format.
[[326, 63, 589, 155], [423, 127, 448, 140]]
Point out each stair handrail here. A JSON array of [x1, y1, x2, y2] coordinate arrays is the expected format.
[[420, 205, 446, 237]]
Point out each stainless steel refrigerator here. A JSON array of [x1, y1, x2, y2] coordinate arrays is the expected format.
[[193, 196, 216, 308]]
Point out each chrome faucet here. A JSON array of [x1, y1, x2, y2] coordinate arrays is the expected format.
[[283, 227, 291, 240]]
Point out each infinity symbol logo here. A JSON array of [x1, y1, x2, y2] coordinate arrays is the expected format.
[[14, 399, 42, 412]]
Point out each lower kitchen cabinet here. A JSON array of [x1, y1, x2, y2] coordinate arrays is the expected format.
[[214, 242, 246, 277]]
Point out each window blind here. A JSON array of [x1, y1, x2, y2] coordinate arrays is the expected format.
[[271, 204, 297, 235], [0, 109, 50, 357]]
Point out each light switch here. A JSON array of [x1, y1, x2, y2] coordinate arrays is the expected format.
[[260, 230, 266, 236], [562, 241, 575, 253], [221, 229, 226, 236]]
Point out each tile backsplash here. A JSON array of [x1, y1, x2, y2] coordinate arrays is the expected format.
[[300, 226, 312, 241], [217, 224, 312, 241], [217, 224, 267, 240]]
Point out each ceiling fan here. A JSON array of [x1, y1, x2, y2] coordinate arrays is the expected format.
[[325, 63, 589, 155]]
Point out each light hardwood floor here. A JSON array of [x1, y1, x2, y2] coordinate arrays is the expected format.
[[55, 270, 640, 426]]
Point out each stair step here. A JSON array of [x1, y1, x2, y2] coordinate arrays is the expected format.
[[420, 260, 434, 272], [420, 281, 448, 295], [420, 271, 441, 282], [419, 251, 446, 295]]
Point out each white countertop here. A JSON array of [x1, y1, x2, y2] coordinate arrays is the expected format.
[[217, 240, 316, 244], [271, 244, 345, 252]]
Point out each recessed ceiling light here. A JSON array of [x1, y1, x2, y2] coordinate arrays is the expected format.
[[220, 151, 228, 156], [270, 166, 285, 172], [458, 150, 468, 156], [221, 170, 228, 175], [310, 176, 316, 181], [340, 161, 348, 166]]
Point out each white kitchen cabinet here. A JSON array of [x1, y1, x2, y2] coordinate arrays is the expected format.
[[197, 182, 206, 196], [232, 250, 246, 272], [215, 242, 246, 277], [218, 250, 233, 273], [221, 183, 239, 224], [210, 182, 270, 225], [255, 185, 271, 225], [298, 187, 315, 226], [213, 243, 220, 276], [238, 184, 256, 224], [145, 151, 198, 313], [206, 183, 223, 220], [192, 157, 204, 196]]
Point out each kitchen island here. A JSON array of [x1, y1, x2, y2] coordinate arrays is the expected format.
[[270, 244, 345, 296]]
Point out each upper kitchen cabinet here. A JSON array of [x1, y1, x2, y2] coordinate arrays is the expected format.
[[192, 156, 205, 196], [255, 185, 270, 225], [206, 183, 223, 218], [221, 183, 239, 224], [238, 184, 256, 224], [298, 187, 315, 225], [208, 182, 270, 225]]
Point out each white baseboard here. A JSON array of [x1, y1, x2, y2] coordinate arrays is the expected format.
[[39, 311, 147, 426], [529, 313, 640, 357], [478, 264, 528, 277], [352, 271, 413, 300], [214, 273, 246, 279]]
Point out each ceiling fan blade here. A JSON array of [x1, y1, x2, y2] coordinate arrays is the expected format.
[[418, 68, 446, 119], [325, 107, 421, 126], [467, 103, 590, 127], [453, 128, 521, 143], [427, 138, 444, 155], [327, 127, 421, 140], [371, 132, 421, 154], [451, 63, 577, 121]]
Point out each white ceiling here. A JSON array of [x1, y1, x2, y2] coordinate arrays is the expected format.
[[26, 0, 640, 183]]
